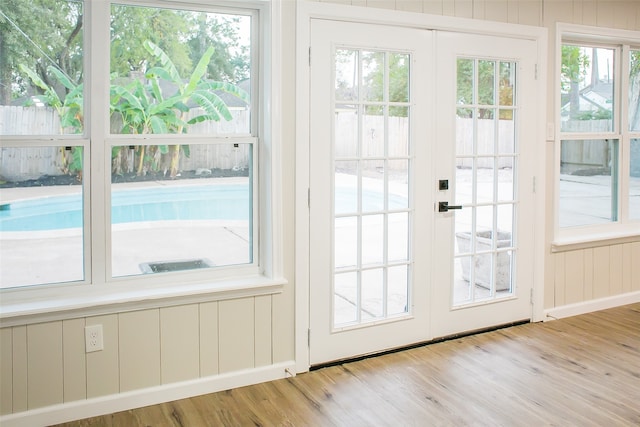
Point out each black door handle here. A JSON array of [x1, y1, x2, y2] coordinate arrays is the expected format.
[[438, 201, 463, 212]]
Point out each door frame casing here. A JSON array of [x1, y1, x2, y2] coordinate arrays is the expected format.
[[295, 1, 548, 374]]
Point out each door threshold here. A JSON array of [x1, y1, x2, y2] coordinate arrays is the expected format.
[[310, 319, 530, 371]]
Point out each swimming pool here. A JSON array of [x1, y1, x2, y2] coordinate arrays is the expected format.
[[0, 184, 407, 232], [0, 184, 250, 232]]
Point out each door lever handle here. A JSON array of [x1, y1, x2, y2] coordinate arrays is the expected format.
[[438, 201, 463, 212]]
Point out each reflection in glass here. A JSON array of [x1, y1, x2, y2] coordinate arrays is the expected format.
[[111, 143, 252, 277], [559, 139, 619, 227], [0, 146, 85, 288]]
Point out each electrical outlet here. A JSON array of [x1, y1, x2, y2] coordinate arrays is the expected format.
[[85, 324, 104, 353]]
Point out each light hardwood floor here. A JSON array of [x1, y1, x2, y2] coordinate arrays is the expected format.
[[54, 303, 640, 426]]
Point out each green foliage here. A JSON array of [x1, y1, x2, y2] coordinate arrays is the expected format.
[[561, 45, 590, 92], [0, 0, 83, 104], [21, 39, 248, 178]]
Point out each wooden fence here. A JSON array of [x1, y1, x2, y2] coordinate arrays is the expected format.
[[0, 106, 250, 182]]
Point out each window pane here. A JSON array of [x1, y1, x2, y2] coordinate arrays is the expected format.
[[361, 51, 384, 102], [631, 138, 640, 220], [0, 146, 85, 288], [1, 0, 84, 135], [111, 143, 252, 277], [335, 49, 358, 102], [478, 60, 495, 105], [457, 59, 474, 105], [389, 53, 409, 103], [110, 4, 251, 136], [559, 139, 619, 227], [560, 45, 614, 132], [630, 50, 640, 132]]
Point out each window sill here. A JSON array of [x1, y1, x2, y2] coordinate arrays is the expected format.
[[551, 227, 640, 253], [0, 275, 287, 328]]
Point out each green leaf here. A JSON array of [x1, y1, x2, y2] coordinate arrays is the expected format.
[[149, 115, 168, 134], [192, 91, 229, 120], [182, 145, 190, 158], [48, 66, 77, 91], [149, 78, 163, 103], [202, 81, 250, 103], [158, 145, 169, 155], [185, 46, 215, 95], [145, 67, 175, 85], [143, 40, 182, 87], [111, 85, 145, 111], [187, 114, 217, 125], [19, 64, 62, 107]]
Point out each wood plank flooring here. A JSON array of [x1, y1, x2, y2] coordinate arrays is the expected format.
[[54, 303, 640, 426]]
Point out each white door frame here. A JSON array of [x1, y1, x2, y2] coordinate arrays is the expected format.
[[295, 1, 547, 374]]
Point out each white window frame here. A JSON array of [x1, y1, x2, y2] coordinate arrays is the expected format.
[[553, 24, 640, 252], [0, 0, 285, 326]]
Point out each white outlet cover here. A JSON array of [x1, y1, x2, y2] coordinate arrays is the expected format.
[[85, 324, 104, 352]]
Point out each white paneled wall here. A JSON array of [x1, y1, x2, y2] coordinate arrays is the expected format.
[[551, 242, 640, 308], [0, 296, 274, 414]]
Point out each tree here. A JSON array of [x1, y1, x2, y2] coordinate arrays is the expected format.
[[561, 45, 590, 120], [3, 1, 250, 106], [110, 5, 192, 77], [0, 0, 83, 105]]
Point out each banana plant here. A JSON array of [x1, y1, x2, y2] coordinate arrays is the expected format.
[[110, 40, 249, 177], [19, 64, 84, 178]]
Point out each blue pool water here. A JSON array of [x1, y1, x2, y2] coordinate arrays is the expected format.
[[0, 185, 407, 232], [0, 184, 250, 232]]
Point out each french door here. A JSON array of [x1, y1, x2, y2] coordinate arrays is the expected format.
[[431, 32, 537, 338], [308, 19, 538, 365], [309, 19, 432, 365]]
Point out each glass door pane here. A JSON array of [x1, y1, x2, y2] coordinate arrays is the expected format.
[[453, 58, 517, 307], [333, 48, 411, 328]]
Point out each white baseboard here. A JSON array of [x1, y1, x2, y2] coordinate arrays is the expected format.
[[543, 291, 640, 321], [0, 361, 296, 427]]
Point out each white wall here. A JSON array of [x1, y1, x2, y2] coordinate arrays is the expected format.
[[1, 0, 639, 423]]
